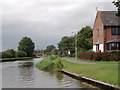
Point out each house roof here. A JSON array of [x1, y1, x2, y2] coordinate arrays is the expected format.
[[106, 39, 120, 43], [99, 11, 120, 26]]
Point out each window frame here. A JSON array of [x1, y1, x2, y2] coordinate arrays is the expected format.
[[111, 27, 120, 35]]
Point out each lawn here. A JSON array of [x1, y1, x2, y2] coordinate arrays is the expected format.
[[62, 59, 119, 85], [65, 57, 119, 64]]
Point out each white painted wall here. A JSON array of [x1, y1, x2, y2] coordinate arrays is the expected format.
[[99, 44, 104, 52], [93, 44, 104, 52], [93, 45, 96, 52]]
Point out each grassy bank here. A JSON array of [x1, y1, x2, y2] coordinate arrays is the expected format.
[[36, 56, 119, 85], [0, 57, 33, 62], [62, 59, 118, 85], [65, 57, 119, 64], [36, 56, 63, 71]]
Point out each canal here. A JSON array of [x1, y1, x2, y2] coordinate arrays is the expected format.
[[2, 58, 96, 88]]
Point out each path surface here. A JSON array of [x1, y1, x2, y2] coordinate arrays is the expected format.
[[62, 58, 119, 65]]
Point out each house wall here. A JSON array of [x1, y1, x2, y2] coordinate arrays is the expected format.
[[105, 27, 120, 41], [93, 44, 104, 52], [99, 44, 104, 52], [93, 45, 96, 52], [104, 27, 120, 51], [93, 12, 104, 45], [93, 12, 104, 52]]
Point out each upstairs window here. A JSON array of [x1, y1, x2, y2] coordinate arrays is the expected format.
[[111, 27, 120, 35]]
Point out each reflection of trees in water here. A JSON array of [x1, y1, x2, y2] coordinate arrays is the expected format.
[[18, 62, 34, 84], [55, 72, 63, 80], [43, 70, 63, 81]]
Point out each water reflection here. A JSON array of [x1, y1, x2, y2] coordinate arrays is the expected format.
[[55, 72, 63, 80], [18, 62, 34, 84], [2, 58, 97, 88]]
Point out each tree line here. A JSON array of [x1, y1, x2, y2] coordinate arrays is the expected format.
[[35, 26, 93, 57], [1, 37, 35, 58]]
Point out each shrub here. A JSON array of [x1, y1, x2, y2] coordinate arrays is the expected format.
[[36, 56, 63, 71], [78, 52, 94, 60], [45, 62, 55, 70], [48, 55, 57, 60], [55, 57, 63, 71], [2, 49, 16, 58], [78, 51, 119, 61], [16, 51, 27, 57]]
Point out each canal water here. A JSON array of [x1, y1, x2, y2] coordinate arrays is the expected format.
[[2, 58, 96, 88]]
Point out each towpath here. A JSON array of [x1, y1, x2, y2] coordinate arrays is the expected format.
[[62, 58, 119, 65]]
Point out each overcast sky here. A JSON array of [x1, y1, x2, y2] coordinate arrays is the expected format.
[[1, 0, 117, 51]]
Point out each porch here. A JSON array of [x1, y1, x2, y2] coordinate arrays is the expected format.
[[106, 39, 120, 52]]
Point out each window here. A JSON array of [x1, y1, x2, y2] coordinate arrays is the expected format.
[[107, 43, 120, 50], [111, 27, 120, 35], [97, 29, 99, 38]]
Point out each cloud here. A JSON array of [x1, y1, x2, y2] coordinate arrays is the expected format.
[[2, 0, 116, 51]]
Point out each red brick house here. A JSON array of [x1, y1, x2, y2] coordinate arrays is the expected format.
[[93, 11, 120, 52]]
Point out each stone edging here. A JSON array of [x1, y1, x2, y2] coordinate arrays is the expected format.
[[61, 69, 119, 89]]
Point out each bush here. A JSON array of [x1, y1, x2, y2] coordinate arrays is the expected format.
[[78, 52, 94, 60], [36, 56, 63, 71], [16, 51, 27, 57], [78, 51, 119, 61], [45, 62, 55, 70], [2, 49, 16, 58], [48, 55, 57, 60], [55, 57, 63, 71]]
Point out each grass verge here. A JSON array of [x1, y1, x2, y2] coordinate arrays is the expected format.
[[65, 57, 119, 64], [0, 57, 33, 62], [62, 59, 118, 85]]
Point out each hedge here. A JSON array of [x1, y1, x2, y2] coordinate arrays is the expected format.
[[78, 51, 119, 61]]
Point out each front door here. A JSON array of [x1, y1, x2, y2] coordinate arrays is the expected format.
[[96, 44, 99, 51]]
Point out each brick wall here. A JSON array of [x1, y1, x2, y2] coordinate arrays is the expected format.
[[93, 12, 104, 45], [105, 27, 120, 41]]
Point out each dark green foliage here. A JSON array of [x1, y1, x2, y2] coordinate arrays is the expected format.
[[44, 45, 56, 55], [77, 26, 93, 51], [58, 36, 75, 57], [1, 57, 33, 62], [16, 51, 27, 57], [113, 0, 120, 16], [58, 26, 93, 57], [52, 49, 59, 55], [18, 37, 35, 57], [2, 49, 16, 58]]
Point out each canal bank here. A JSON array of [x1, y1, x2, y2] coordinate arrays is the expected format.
[[61, 69, 119, 89], [61, 58, 119, 89], [2, 58, 96, 88]]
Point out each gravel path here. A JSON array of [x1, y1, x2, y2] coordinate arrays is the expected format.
[[62, 58, 119, 65]]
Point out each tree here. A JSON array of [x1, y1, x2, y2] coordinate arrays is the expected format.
[[58, 36, 75, 57], [16, 51, 27, 57], [2, 49, 15, 58], [113, 0, 120, 16], [77, 26, 93, 51], [52, 49, 59, 55], [18, 37, 35, 57], [44, 45, 56, 55]]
